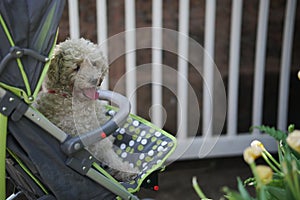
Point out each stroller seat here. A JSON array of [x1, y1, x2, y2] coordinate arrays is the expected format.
[[0, 0, 177, 199], [106, 106, 176, 193]]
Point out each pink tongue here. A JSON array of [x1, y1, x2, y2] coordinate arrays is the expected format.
[[83, 88, 99, 100]]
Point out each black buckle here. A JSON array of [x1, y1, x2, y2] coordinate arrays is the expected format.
[[0, 91, 28, 121], [65, 150, 96, 175]]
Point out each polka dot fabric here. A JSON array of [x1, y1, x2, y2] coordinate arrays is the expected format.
[[106, 106, 177, 193]]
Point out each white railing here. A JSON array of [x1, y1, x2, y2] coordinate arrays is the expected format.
[[278, 0, 297, 130], [227, 0, 243, 137], [67, 0, 297, 160]]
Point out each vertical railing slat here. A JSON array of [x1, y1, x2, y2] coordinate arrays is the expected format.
[[277, 0, 297, 131], [68, 0, 80, 39], [152, 0, 163, 128], [125, 0, 137, 114], [202, 0, 216, 137], [252, 0, 269, 134], [227, 0, 243, 136], [177, 0, 190, 139], [96, 0, 109, 90]]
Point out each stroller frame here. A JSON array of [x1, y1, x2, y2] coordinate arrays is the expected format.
[[1, 1, 177, 199], [0, 87, 140, 200]]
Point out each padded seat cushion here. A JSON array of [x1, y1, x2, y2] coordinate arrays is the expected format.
[[106, 106, 177, 192]]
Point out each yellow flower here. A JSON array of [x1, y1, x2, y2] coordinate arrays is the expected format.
[[256, 165, 273, 184], [243, 146, 262, 164], [286, 130, 300, 153], [251, 140, 266, 151], [298, 70, 300, 80]]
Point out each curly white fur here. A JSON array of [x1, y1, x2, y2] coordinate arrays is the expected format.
[[33, 38, 138, 181]]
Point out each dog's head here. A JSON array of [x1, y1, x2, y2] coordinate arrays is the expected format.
[[46, 38, 108, 100]]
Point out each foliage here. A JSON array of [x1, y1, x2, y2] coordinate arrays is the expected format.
[[250, 125, 287, 142], [193, 124, 300, 200]]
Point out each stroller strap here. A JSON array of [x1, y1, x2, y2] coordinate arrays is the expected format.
[[0, 14, 32, 98], [0, 46, 49, 75], [0, 12, 59, 104]]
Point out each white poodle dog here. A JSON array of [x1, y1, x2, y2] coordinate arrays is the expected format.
[[34, 38, 138, 181]]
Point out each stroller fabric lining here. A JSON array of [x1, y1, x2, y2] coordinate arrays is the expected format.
[[0, 0, 63, 103], [105, 106, 177, 193], [7, 114, 116, 200]]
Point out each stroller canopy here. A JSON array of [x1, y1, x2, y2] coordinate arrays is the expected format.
[[0, 0, 65, 103]]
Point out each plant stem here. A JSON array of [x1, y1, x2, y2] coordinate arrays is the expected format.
[[292, 161, 300, 200], [263, 150, 281, 169], [249, 162, 263, 189], [283, 162, 298, 200], [261, 152, 282, 175], [192, 176, 209, 199]]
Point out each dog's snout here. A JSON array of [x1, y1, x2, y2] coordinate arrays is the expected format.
[[90, 78, 98, 86], [97, 78, 103, 87]]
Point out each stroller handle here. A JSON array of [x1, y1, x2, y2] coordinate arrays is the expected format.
[[98, 90, 131, 127], [61, 90, 131, 155]]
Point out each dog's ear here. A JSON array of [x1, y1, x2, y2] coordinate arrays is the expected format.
[[48, 50, 63, 84]]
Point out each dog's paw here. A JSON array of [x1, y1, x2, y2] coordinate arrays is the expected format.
[[109, 167, 139, 182]]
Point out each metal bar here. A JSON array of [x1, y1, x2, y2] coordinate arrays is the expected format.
[[96, 0, 109, 90], [202, 0, 216, 137], [25, 107, 68, 143], [152, 0, 163, 128], [277, 0, 297, 131], [227, 0, 243, 136], [0, 87, 68, 143], [252, 0, 269, 134], [177, 0, 189, 139], [6, 192, 22, 200], [86, 168, 139, 200], [125, 0, 137, 114], [68, 0, 80, 39]]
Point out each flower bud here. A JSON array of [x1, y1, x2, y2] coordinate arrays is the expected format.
[[256, 165, 273, 184], [251, 140, 265, 151], [286, 130, 300, 153], [243, 146, 262, 164]]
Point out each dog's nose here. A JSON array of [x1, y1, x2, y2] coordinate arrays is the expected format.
[[96, 78, 103, 87], [90, 78, 98, 86]]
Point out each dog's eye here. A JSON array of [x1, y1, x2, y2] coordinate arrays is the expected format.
[[75, 64, 80, 71]]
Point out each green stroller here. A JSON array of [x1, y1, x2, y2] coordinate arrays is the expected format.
[[0, 0, 177, 199]]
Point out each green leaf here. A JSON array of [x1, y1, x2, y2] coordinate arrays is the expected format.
[[257, 186, 267, 200], [278, 144, 285, 166], [288, 124, 295, 133], [223, 186, 252, 200], [223, 192, 246, 200], [251, 126, 287, 142], [244, 177, 256, 186], [265, 185, 287, 200], [268, 174, 285, 188], [237, 177, 253, 200]]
